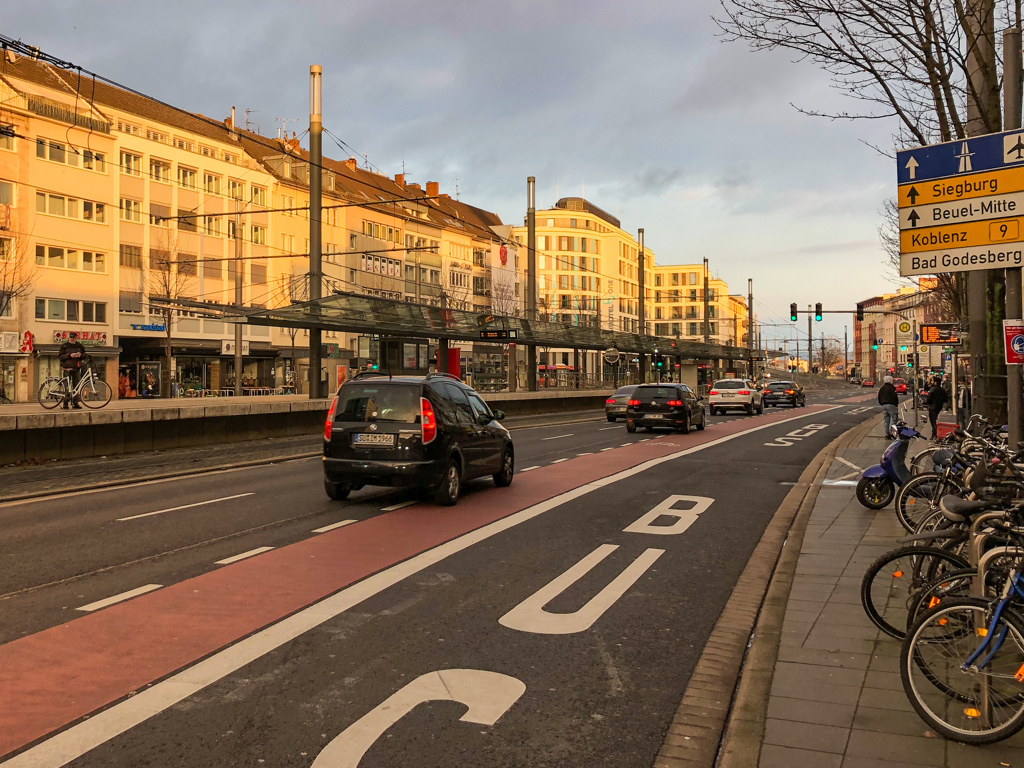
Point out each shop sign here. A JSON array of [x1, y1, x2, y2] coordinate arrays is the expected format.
[[20, 330, 34, 353], [130, 323, 166, 332], [53, 330, 107, 347], [1004, 319, 1024, 364], [221, 339, 250, 355]]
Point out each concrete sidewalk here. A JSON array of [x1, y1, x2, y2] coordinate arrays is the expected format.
[[737, 421, 1024, 767]]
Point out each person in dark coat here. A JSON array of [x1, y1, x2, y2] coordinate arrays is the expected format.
[[926, 376, 948, 439], [877, 375, 899, 435], [57, 332, 87, 409]]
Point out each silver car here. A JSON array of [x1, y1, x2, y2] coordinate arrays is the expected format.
[[605, 385, 638, 422]]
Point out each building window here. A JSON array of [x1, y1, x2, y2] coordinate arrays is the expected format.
[[81, 250, 106, 272], [36, 192, 104, 223], [118, 120, 141, 135], [146, 128, 167, 143], [177, 166, 197, 189], [173, 137, 194, 152], [688, 322, 698, 336], [251, 185, 267, 206], [251, 263, 267, 285], [35, 245, 105, 273], [0, 290, 11, 318], [0, 125, 13, 151], [177, 253, 197, 277], [227, 220, 237, 240], [120, 151, 142, 176], [149, 203, 171, 227], [203, 216, 221, 236], [251, 225, 266, 245], [0, 237, 11, 260], [120, 198, 143, 223], [119, 290, 143, 313], [119, 244, 143, 269], [82, 149, 105, 171], [34, 298, 106, 323], [0, 180, 10, 206], [204, 173, 221, 195], [690, 272, 698, 285], [150, 158, 171, 183], [82, 200, 106, 223], [177, 209, 197, 232], [228, 179, 244, 200], [204, 257, 222, 280]]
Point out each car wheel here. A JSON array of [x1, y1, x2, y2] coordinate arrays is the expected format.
[[679, 414, 691, 434], [493, 447, 514, 487], [434, 458, 461, 506], [757, 402, 764, 414], [607, 414, 616, 422], [745, 402, 754, 416], [324, 479, 350, 500], [709, 407, 717, 416], [626, 420, 637, 433], [696, 410, 706, 431]]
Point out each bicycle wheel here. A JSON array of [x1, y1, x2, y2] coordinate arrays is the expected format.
[[861, 545, 968, 639], [37, 378, 66, 410], [80, 378, 112, 409], [902, 598, 1024, 744], [912, 446, 941, 475]]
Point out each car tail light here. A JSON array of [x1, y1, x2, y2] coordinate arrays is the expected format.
[[606, 398, 616, 405], [738, 390, 750, 395], [421, 397, 437, 444], [709, 390, 719, 396], [667, 400, 683, 406], [785, 389, 795, 394], [628, 399, 641, 407], [324, 396, 338, 440]]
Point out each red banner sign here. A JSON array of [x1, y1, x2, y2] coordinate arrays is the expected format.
[[1004, 319, 1024, 365], [53, 330, 108, 347]]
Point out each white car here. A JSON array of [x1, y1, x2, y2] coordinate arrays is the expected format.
[[708, 379, 763, 416]]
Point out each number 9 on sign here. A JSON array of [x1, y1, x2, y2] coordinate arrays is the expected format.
[[991, 220, 1020, 241]]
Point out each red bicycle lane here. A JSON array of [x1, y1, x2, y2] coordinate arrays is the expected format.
[[0, 405, 836, 760]]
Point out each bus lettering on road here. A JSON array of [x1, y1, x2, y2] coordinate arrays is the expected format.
[[764, 423, 830, 447]]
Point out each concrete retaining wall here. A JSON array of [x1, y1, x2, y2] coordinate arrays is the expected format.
[[0, 390, 612, 464]]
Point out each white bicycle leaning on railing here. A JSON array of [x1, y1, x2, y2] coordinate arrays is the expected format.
[[37, 360, 112, 410]]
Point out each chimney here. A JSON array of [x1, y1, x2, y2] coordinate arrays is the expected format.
[[394, 173, 404, 186], [346, 157, 358, 171], [426, 181, 439, 198], [284, 131, 301, 152], [440, 193, 451, 199], [408, 182, 422, 192], [228, 106, 237, 140]]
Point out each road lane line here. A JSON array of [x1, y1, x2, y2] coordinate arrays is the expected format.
[[836, 457, 863, 472], [214, 547, 274, 566], [76, 585, 162, 613], [551, 458, 569, 464], [519, 466, 541, 472], [600, 447, 614, 451], [380, 500, 418, 512], [577, 452, 593, 456], [2, 405, 843, 766], [116, 493, 255, 522], [541, 433, 573, 441], [621, 442, 633, 446], [311, 520, 357, 534], [598, 426, 619, 431]]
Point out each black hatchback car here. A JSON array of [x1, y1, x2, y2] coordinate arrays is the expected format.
[[625, 383, 706, 433], [763, 380, 806, 408], [323, 373, 513, 506]]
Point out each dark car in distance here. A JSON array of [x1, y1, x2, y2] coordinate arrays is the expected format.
[[763, 380, 806, 408], [625, 383, 706, 434], [605, 385, 638, 422], [323, 373, 513, 506]]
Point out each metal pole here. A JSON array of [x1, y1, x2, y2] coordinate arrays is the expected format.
[[638, 228, 648, 382], [1005, 25, 1023, 446], [526, 177, 537, 392], [912, 317, 919, 428], [844, 326, 849, 381], [308, 65, 323, 399], [747, 278, 754, 378], [807, 305, 812, 378], [234, 204, 243, 397], [703, 257, 711, 379]]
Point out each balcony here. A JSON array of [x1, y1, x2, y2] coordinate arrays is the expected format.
[[27, 96, 110, 133]]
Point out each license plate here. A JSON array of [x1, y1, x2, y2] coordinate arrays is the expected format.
[[645, 414, 663, 419], [353, 433, 396, 446], [721, 393, 735, 398]]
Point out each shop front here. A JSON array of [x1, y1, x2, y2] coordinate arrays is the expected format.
[[35, 329, 119, 397]]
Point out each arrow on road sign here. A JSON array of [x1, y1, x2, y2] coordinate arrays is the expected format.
[[906, 186, 919, 204], [905, 156, 919, 179], [907, 209, 920, 227]]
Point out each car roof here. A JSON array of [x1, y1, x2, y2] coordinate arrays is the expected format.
[[636, 382, 682, 387]]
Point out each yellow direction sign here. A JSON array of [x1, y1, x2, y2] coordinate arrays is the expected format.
[[898, 130, 1024, 275]]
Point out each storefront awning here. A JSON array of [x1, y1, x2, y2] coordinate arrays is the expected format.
[[153, 293, 756, 361]]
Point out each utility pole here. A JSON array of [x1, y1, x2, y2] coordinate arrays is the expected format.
[[747, 278, 754, 378], [308, 65, 323, 400], [703, 257, 711, 379], [966, 0, 1007, 422], [1005, 21, 1023, 446], [638, 228, 648, 382], [807, 305, 812, 376], [844, 326, 849, 381], [526, 177, 537, 392], [234, 202, 243, 397]]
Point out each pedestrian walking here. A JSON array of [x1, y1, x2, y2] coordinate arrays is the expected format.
[[957, 377, 971, 428], [926, 376, 948, 440], [877, 375, 899, 436]]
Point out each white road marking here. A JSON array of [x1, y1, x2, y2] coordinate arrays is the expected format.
[[639, 438, 651, 442], [311, 519, 357, 534], [519, 465, 541, 472], [577, 452, 593, 456], [836, 456, 863, 472], [311, 670, 525, 766], [836, 470, 861, 481], [9, 405, 841, 768], [76, 585, 162, 613], [551, 458, 569, 464], [541, 434, 573, 441], [600, 447, 615, 452], [598, 426, 620, 431], [116, 493, 255, 521], [499, 545, 664, 635], [821, 479, 859, 487], [621, 442, 633, 447], [215, 547, 274, 565], [380, 500, 417, 512], [624, 495, 714, 536]]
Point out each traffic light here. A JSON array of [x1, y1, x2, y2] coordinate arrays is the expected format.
[[872, 343, 879, 351], [655, 355, 664, 369], [899, 345, 907, 352], [856, 303, 865, 322], [814, 303, 822, 322], [790, 303, 798, 322]]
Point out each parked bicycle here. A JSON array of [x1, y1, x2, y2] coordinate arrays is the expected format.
[[37, 359, 112, 410]]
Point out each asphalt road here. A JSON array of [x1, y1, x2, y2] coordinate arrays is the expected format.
[[0, 387, 878, 767]]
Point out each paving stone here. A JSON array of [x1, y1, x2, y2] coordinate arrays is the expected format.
[[774, 661, 866, 688], [767, 696, 856, 728], [855, 687, 916, 713], [840, 756, 933, 768], [775, 646, 871, 669], [844, 730, 944, 765], [862, 670, 903, 691], [759, 744, 843, 768], [946, 740, 1024, 767], [764, 717, 850, 754], [851, 706, 930, 737], [802, 635, 878, 655], [770, 677, 863, 706], [807, 623, 881, 641]]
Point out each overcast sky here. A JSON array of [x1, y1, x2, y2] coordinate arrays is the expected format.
[[8, 0, 901, 347]]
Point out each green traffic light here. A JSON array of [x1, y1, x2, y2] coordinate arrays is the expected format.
[[872, 344, 878, 350]]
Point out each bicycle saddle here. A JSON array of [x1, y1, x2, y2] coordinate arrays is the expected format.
[[932, 449, 955, 468], [939, 495, 993, 523]]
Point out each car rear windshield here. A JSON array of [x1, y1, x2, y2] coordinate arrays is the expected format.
[[614, 386, 636, 395], [635, 387, 679, 402], [895, 379, 906, 385], [336, 384, 420, 423], [767, 382, 794, 390], [713, 381, 745, 389]]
